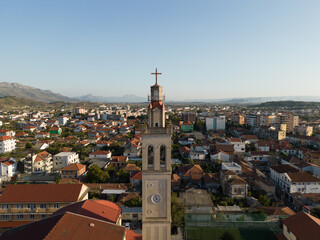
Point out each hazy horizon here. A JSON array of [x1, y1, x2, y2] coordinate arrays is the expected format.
[[1, 0, 319, 100]]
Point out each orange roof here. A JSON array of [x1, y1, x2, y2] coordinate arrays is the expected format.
[[126, 229, 142, 240], [0, 184, 87, 203], [131, 171, 142, 180], [112, 156, 128, 163], [1, 212, 128, 240], [61, 163, 86, 172], [90, 151, 111, 155], [0, 136, 14, 141], [54, 199, 121, 224]]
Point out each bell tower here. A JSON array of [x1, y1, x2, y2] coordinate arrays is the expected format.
[[142, 68, 172, 240]]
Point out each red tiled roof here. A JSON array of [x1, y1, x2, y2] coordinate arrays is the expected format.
[[131, 171, 142, 180], [1, 212, 128, 240], [61, 163, 86, 171], [90, 151, 111, 155], [0, 184, 87, 203], [282, 211, 320, 240], [0, 136, 14, 141], [53, 199, 121, 224]]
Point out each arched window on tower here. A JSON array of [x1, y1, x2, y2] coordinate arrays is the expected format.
[[160, 145, 166, 166], [148, 145, 154, 167]]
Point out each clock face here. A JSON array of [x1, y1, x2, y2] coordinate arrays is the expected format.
[[151, 194, 161, 204]]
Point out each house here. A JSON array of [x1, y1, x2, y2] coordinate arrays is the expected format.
[[53, 152, 80, 170], [181, 121, 193, 133], [130, 171, 142, 188], [178, 165, 204, 186], [111, 156, 129, 168], [220, 170, 248, 198], [89, 151, 112, 159], [124, 163, 141, 173], [241, 135, 259, 144], [181, 189, 214, 223], [179, 146, 191, 157], [0, 136, 16, 153], [171, 174, 181, 191], [74, 125, 87, 133], [0, 158, 17, 177], [189, 151, 206, 161], [33, 142, 49, 150], [178, 137, 194, 145], [35, 132, 50, 139], [61, 163, 86, 178], [221, 162, 242, 174], [229, 138, 245, 153], [210, 150, 230, 162], [279, 211, 320, 240], [24, 151, 53, 174], [250, 151, 270, 161], [0, 184, 89, 230], [0, 129, 15, 137], [22, 125, 37, 132], [49, 126, 62, 135], [121, 206, 142, 223], [203, 173, 219, 193]]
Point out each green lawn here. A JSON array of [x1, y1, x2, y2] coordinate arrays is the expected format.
[[186, 227, 277, 240]]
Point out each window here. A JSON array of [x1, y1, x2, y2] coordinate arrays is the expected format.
[[42, 214, 46, 219], [133, 214, 138, 218], [1, 204, 8, 210], [17, 215, 24, 219], [30, 214, 34, 219], [28, 204, 36, 210], [148, 145, 154, 167], [2, 215, 9, 220], [53, 204, 60, 209], [160, 145, 166, 166], [39, 204, 46, 209], [16, 204, 23, 209]]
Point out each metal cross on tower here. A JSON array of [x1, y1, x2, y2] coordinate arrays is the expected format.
[[151, 68, 162, 85]]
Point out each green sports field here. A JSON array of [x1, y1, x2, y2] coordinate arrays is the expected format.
[[186, 227, 277, 240]]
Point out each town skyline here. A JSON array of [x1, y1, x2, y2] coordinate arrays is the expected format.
[[1, 0, 320, 100]]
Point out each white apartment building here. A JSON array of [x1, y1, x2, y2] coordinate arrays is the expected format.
[[270, 165, 320, 194], [206, 116, 225, 131], [53, 152, 80, 170], [0, 158, 17, 177], [0, 136, 16, 153], [57, 116, 68, 126]]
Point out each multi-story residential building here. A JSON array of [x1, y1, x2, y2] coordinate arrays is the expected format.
[[0, 184, 89, 230], [230, 114, 244, 125], [24, 151, 53, 174], [0, 158, 17, 177], [53, 152, 80, 170], [0, 136, 16, 153], [182, 112, 196, 123], [57, 116, 68, 126], [270, 165, 320, 194], [294, 125, 313, 136], [206, 116, 225, 131], [278, 113, 299, 133], [89, 151, 112, 159]]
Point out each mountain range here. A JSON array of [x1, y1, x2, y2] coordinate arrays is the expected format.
[[0, 82, 320, 104]]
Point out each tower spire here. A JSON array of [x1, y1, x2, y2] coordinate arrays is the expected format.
[[151, 68, 162, 85]]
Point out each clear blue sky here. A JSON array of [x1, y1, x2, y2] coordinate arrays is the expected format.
[[1, 0, 319, 100]]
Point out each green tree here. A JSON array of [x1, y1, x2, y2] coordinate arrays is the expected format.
[[124, 197, 142, 207], [258, 195, 270, 206], [86, 165, 109, 183], [221, 231, 235, 240], [171, 192, 185, 228], [25, 142, 33, 149], [117, 168, 130, 183]]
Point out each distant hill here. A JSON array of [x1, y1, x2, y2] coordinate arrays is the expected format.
[[253, 101, 320, 108], [0, 82, 77, 103], [78, 94, 146, 103], [0, 96, 46, 109]]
